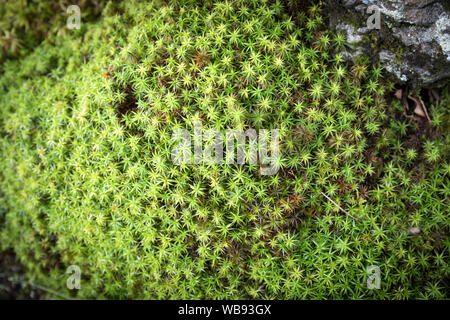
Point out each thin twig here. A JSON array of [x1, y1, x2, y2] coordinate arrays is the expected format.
[[321, 192, 359, 221], [29, 281, 76, 300]]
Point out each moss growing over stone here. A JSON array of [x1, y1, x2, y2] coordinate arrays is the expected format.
[[0, 0, 449, 299]]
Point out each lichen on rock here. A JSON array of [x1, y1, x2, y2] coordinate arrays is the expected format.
[[326, 0, 450, 87]]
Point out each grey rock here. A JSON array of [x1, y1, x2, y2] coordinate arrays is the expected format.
[[336, 23, 363, 44], [407, 227, 421, 236], [326, 0, 450, 87]]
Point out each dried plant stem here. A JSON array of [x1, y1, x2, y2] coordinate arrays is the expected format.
[[321, 192, 359, 221]]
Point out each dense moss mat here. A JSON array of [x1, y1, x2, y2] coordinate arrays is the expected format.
[[0, 1, 449, 299]]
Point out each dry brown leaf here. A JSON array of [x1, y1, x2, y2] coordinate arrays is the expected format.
[[401, 93, 414, 119], [408, 95, 430, 122]]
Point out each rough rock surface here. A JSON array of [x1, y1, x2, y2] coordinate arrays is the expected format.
[[327, 0, 450, 87]]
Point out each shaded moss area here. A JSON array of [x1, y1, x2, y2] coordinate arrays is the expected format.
[[0, 0, 110, 65]]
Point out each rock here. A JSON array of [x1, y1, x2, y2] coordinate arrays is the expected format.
[[325, 0, 450, 87], [407, 227, 421, 236]]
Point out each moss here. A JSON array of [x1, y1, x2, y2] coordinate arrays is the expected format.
[[0, 0, 449, 299], [0, 0, 109, 65]]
